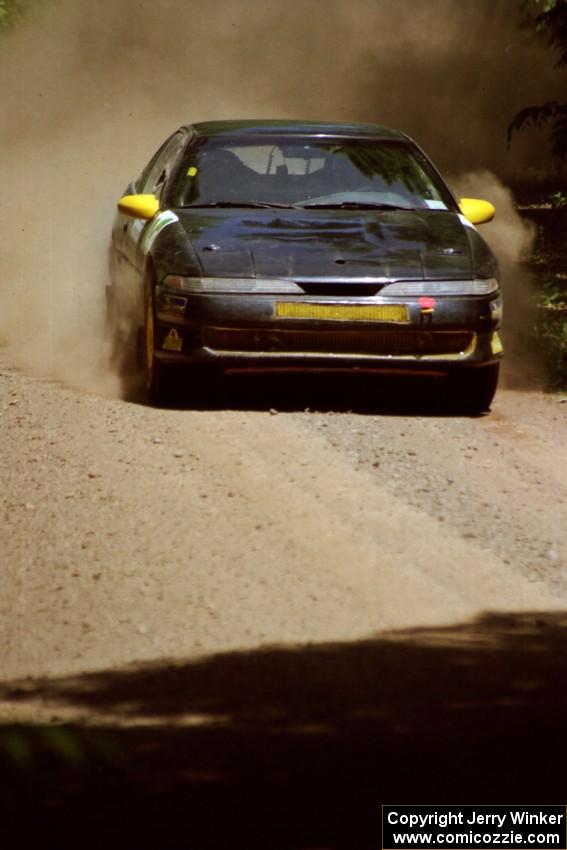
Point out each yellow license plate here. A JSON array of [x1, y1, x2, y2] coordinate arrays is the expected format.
[[275, 302, 409, 322]]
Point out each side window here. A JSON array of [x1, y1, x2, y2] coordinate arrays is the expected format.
[[135, 136, 172, 193], [136, 133, 187, 196]]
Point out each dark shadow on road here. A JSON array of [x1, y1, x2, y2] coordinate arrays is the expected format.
[[124, 370, 491, 417], [2, 610, 565, 848]]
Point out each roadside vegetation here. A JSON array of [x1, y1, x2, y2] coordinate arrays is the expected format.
[[0, 0, 38, 30], [522, 201, 567, 389], [509, 1, 567, 388]]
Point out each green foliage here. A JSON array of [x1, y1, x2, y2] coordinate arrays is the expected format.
[[0, 0, 24, 28], [0, 724, 118, 770], [537, 274, 567, 306], [508, 100, 567, 161], [549, 189, 567, 206], [0, 0, 40, 30], [532, 310, 567, 388], [529, 270, 567, 389], [0, 728, 34, 765], [509, 0, 567, 163], [533, 0, 567, 67]]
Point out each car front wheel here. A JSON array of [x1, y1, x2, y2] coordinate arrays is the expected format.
[[143, 291, 174, 404], [451, 363, 500, 414]]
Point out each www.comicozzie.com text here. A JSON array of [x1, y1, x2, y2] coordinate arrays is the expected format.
[[389, 831, 560, 845]]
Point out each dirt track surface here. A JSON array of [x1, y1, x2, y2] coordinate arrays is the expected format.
[[2, 354, 567, 847], [1, 355, 565, 693]]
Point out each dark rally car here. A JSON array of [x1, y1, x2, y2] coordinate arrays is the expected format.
[[108, 120, 502, 409]]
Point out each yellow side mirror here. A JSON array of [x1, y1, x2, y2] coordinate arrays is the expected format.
[[117, 194, 160, 220], [459, 198, 496, 225]]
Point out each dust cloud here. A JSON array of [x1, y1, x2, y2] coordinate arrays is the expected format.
[[0, 0, 559, 393], [450, 171, 542, 387]]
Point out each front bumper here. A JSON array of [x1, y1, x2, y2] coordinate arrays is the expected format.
[[153, 286, 503, 375]]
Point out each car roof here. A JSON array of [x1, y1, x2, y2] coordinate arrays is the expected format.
[[186, 119, 408, 142]]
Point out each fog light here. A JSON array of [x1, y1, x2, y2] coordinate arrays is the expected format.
[[490, 298, 503, 321], [160, 294, 188, 314]]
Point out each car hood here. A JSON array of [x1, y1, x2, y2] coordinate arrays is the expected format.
[[174, 207, 496, 281]]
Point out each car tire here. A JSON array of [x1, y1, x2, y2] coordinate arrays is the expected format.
[[452, 363, 500, 414], [143, 288, 173, 404]]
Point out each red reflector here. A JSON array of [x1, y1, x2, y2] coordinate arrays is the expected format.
[[419, 296, 437, 311]]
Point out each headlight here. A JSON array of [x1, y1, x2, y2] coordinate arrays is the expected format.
[[163, 275, 302, 294], [380, 278, 499, 296]]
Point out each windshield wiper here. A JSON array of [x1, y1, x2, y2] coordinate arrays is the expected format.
[[298, 201, 415, 210], [187, 201, 298, 209]]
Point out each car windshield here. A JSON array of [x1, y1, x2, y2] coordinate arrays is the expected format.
[[170, 136, 455, 211]]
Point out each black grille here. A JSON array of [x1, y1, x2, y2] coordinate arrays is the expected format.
[[202, 327, 474, 356], [298, 282, 384, 296]]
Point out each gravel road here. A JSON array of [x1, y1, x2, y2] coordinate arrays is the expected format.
[[2, 353, 567, 847], [1, 355, 565, 691]]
